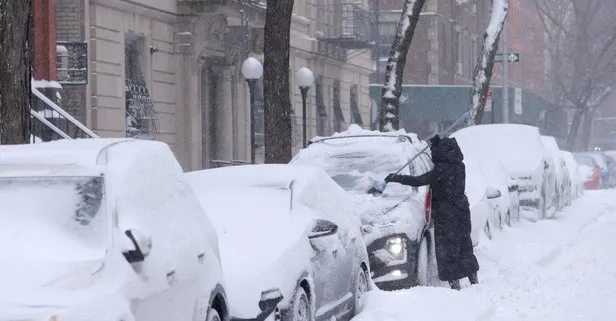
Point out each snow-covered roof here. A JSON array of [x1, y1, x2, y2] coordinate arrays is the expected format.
[[452, 124, 548, 174], [0, 139, 135, 168], [311, 124, 420, 143]]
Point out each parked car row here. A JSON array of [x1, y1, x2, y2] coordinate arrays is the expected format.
[[0, 123, 590, 321], [574, 151, 616, 190]]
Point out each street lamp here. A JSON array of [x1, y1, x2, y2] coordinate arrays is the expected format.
[[241, 57, 263, 164], [295, 67, 314, 148]]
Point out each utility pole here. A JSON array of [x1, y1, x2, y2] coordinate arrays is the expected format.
[[502, 16, 510, 123]]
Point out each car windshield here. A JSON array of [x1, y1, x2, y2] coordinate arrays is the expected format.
[[292, 138, 417, 194], [574, 156, 595, 168], [0, 176, 108, 260]]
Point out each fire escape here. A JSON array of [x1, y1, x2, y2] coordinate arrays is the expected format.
[[315, 0, 374, 61]]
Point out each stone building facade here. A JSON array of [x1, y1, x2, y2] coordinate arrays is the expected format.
[[55, 0, 374, 170]]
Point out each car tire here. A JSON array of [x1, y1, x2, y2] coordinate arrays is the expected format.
[[352, 267, 369, 315], [206, 307, 222, 321], [283, 287, 311, 321]]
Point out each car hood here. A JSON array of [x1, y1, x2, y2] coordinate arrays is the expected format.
[[0, 258, 104, 294], [351, 192, 425, 245], [221, 235, 313, 319]]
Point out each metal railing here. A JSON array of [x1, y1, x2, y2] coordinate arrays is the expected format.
[[30, 86, 99, 142]]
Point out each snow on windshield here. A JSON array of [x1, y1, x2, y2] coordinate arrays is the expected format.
[[292, 136, 415, 194], [0, 176, 107, 260]]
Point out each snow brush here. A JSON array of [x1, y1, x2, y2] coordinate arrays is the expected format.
[[367, 111, 471, 195]]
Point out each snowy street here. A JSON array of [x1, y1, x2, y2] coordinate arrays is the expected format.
[[354, 190, 616, 321]]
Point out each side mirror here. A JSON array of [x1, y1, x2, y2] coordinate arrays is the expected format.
[[123, 229, 153, 264], [258, 289, 284, 314], [486, 187, 502, 199], [308, 219, 338, 239]]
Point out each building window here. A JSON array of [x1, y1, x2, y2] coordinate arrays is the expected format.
[[350, 84, 363, 127], [125, 35, 158, 139], [315, 76, 329, 136], [253, 79, 265, 147], [333, 80, 345, 132]]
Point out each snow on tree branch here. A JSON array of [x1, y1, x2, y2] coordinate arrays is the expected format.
[[467, 0, 508, 125], [379, 0, 427, 132]]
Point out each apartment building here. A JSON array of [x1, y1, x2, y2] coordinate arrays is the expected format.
[[53, 0, 374, 170], [375, 0, 491, 85]]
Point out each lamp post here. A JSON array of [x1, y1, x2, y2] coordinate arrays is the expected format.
[[295, 67, 314, 148], [241, 57, 263, 164]]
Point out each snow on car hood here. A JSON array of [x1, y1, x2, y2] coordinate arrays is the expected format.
[[187, 185, 313, 318], [452, 124, 546, 175]]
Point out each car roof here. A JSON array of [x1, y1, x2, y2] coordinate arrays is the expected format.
[[0, 138, 135, 167]]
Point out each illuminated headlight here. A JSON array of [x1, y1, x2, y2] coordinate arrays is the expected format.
[[386, 237, 405, 257]]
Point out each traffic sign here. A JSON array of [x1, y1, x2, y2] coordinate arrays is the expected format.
[[495, 52, 520, 63]]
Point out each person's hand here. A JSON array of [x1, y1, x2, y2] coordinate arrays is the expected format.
[[385, 173, 398, 182], [429, 134, 440, 145]]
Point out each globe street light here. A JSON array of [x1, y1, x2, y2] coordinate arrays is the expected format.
[[241, 57, 263, 164], [295, 67, 314, 148]]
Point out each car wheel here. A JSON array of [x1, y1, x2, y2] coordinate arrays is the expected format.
[[206, 307, 221, 321], [416, 235, 430, 286], [283, 287, 311, 321], [539, 188, 547, 219], [484, 222, 492, 240], [352, 267, 369, 315]]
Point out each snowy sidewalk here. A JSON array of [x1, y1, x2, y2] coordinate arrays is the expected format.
[[353, 190, 616, 321]]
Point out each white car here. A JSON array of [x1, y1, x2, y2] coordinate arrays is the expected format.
[[452, 124, 558, 219], [464, 156, 521, 244], [540, 135, 570, 209], [185, 164, 371, 321], [0, 139, 228, 321], [291, 127, 436, 291], [560, 150, 584, 202]]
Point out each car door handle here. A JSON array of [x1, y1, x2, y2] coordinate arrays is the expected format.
[[332, 249, 338, 258], [166, 270, 176, 284], [198, 252, 205, 264], [351, 237, 357, 243]]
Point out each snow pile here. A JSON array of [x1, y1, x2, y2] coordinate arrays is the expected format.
[[452, 124, 547, 175], [353, 190, 616, 321]]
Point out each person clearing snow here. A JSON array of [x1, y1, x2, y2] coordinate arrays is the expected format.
[[385, 135, 479, 290]]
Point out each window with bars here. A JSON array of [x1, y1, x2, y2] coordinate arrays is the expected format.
[[315, 76, 329, 136], [333, 80, 345, 132], [350, 84, 363, 127], [124, 36, 158, 139]]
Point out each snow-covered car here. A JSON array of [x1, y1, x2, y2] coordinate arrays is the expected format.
[[185, 164, 371, 321], [0, 139, 228, 321], [540, 135, 570, 209], [576, 152, 612, 188], [560, 150, 584, 201], [574, 154, 602, 189], [451, 133, 522, 228], [291, 126, 436, 291], [452, 124, 558, 219]]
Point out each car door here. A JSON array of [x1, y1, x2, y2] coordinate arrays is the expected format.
[[111, 144, 209, 321]]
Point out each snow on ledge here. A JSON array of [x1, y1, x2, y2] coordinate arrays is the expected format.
[[32, 79, 63, 89]]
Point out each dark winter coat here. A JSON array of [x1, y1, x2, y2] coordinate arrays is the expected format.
[[388, 137, 479, 281]]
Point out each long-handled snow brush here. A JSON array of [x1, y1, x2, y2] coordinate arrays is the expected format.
[[367, 111, 471, 195]]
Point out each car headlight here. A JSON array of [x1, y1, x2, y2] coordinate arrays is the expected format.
[[386, 237, 405, 257]]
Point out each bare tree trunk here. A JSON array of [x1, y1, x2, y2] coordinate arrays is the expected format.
[[0, 0, 32, 144], [468, 0, 508, 125], [580, 110, 593, 151], [379, 0, 427, 132], [566, 108, 584, 150], [263, 0, 294, 163]]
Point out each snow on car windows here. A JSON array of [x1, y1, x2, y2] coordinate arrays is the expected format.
[[0, 176, 107, 259]]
